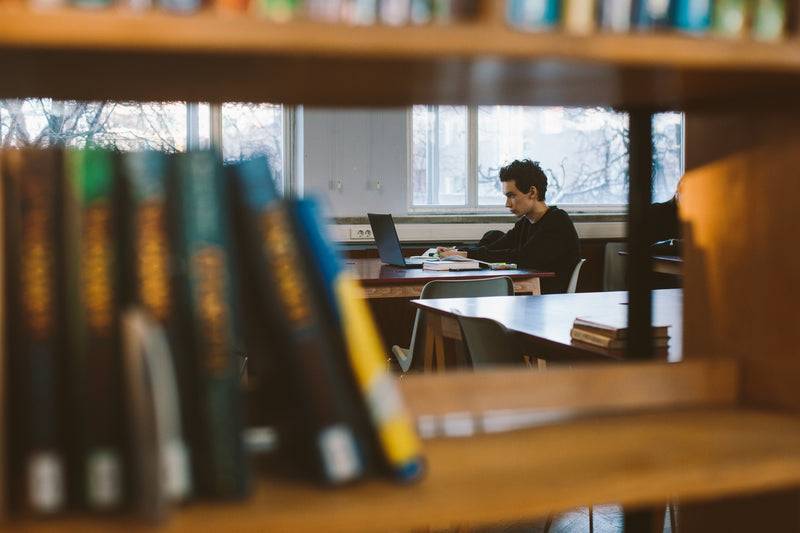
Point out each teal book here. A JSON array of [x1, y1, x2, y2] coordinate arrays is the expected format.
[[3, 147, 68, 516], [227, 157, 368, 485], [633, 0, 674, 28], [170, 150, 249, 499], [507, 0, 560, 31], [291, 198, 426, 483], [62, 147, 125, 512], [119, 151, 192, 504], [671, 0, 712, 31]]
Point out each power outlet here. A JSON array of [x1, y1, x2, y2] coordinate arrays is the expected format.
[[350, 227, 373, 240]]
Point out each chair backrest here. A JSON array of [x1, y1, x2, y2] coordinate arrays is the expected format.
[[566, 258, 587, 294], [455, 315, 526, 369], [603, 242, 627, 291], [419, 276, 515, 300], [402, 276, 515, 371]]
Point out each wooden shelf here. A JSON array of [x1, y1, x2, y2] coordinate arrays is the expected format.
[[6, 406, 800, 533], [3, 5, 800, 108]]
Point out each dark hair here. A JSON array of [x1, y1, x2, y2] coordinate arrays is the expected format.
[[499, 159, 547, 201]]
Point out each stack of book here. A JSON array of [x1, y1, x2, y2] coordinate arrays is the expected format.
[[569, 311, 670, 357], [422, 255, 481, 271]]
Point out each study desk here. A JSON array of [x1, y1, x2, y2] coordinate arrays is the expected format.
[[346, 258, 553, 298], [411, 289, 682, 370], [651, 255, 682, 276], [619, 251, 683, 276]]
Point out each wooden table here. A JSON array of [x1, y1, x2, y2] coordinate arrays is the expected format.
[[619, 251, 683, 276], [346, 258, 553, 298], [411, 289, 682, 370], [651, 255, 682, 276]]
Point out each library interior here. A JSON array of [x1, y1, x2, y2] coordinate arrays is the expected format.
[[2, 0, 800, 532]]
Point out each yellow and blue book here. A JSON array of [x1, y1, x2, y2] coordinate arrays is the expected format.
[[292, 198, 425, 483]]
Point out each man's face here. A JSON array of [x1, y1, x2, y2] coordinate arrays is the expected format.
[[502, 179, 536, 218]]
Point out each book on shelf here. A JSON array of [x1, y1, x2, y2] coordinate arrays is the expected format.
[[507, 0, 561, 30], [710, 0, 749, 37], [291, 197, 425, 482], [671, 0, 712, 32], [3, 147, 68, 517], [598, 0, 634, 31], [227, 157, 369, 486], [562, 0, 598, 34], [62, 147, 126, 512], [751, 0, 786, 40], [632, 0, 674, 28], [570, 326, 669, 350], [171, 150, 249, 499], [572, 311, 670, 340], [120, 307, 173, 523], [119, 150, 192, 504]]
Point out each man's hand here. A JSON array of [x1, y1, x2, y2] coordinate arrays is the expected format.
[[437, 247, 467, 258]]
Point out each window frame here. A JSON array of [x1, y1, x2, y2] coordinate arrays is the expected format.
[[407, 105, 683, 216]]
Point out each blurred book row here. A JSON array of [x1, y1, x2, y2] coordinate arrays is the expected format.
[[1, 147, 424, 523], [10, 0, 796, 40], [545, 0, 792, 40]]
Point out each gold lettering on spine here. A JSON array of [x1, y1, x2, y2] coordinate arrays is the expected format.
[[82, 207, 113, 333], [260, 211, 312, 327], [136, 204, 170, 321], [192, 247, 230, 375], [21, 199, 53, 339]]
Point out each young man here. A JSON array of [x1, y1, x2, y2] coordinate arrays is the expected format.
[[438, 159, 581, 294]]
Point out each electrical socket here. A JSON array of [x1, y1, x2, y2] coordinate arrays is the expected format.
[[350, 227, 373, 240]]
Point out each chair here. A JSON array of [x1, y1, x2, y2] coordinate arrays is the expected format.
[[454, 315, 527, 369], [566, 258, 587, 293], [390, 276, 515, 372], [603, 242, 627, 291]]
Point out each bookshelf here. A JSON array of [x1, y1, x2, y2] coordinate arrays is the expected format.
[[3, 2, 800, 531], [3, 4, 800, 107]]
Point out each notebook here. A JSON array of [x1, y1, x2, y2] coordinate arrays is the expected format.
[[367, 213, 435, 268]]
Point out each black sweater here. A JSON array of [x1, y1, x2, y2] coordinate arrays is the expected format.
[[466, 206, 581, 294]]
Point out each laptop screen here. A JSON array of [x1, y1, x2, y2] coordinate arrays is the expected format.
[[367, 213, 408, 267]]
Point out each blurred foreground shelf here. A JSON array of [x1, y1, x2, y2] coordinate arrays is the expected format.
[[6, 361, 800, 532], [6, 407, 800, 533]]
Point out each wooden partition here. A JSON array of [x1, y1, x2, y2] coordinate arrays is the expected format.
[[680, 110, 800, 532]]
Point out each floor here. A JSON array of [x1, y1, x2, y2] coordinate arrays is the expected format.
[[470, 503, 677, 533]]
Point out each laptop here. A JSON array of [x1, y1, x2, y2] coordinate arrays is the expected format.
[[367, 213, 434, 268]]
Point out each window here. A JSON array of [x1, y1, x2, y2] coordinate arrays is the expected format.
[[0, 99, 289, 194], [410, 105, 683, 213], [221, 102, 286, 194]]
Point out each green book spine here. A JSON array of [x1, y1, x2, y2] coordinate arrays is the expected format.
[[171, 151, 248, 499], [63, 147, 125, 511], [3, 147, 68, 516]]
